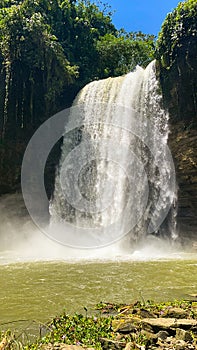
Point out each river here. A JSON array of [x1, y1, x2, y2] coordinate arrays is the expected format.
[[0, 256, 197, 339]]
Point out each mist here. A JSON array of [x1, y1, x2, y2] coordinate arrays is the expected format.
[[0, 194, 191, 264]]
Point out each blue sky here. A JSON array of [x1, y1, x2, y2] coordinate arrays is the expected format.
[[103, 0, 181, 36]]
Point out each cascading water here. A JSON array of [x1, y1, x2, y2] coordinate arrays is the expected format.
[[49, 60, 176, 249]]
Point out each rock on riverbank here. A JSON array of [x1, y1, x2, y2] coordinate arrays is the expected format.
[[1, 300, 197, 350]]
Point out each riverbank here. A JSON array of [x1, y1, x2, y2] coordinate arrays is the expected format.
[[1, 299, 197, 350]]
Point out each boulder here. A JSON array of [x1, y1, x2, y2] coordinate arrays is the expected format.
[[112, 318, 138, 333], [174, 319, 197, 329], [156, 330, 169, 340], [164, 307, 188, 318], [100, 338, 126, 349], [142, 318, 197, 332], [142, 318, 176, 330], [174, 340, 188, 350], [176, 328, 193, 342]]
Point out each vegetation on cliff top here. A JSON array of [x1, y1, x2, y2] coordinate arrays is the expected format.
[[156, 0, 197, 123], [156, 0, 197, 69]]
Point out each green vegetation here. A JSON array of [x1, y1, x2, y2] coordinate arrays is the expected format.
[[156, 0, 197, 69], [1, 300, 197, 349], [0, 0, 155, 142], [96, 31, 155, 78], [0, 0, 196, 193], [0, 0, 156, 193], [156, 0, 197, 123]]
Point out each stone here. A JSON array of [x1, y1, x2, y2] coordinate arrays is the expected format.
[[142, 318, 197, 331], [142, 318, 176, 330], [42, 345, 95, 350], [188, 294, 197, 298], [133, 308, 156, 319], [112, 319, 137, 333], [165, 307, 188, 318], [124, 343, 133, 350], [175, 340, 188, 350], [176, 328, 193, 342], [174, 319, 197, 329], [0, 338, 7, 350], [156, 330, 169, 340], [100, 338, 126, 349], [168, 125, 197, 242], [141, 330, 157, 341]]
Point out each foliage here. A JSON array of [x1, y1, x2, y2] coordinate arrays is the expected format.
[[156, 0, 197, 69], [0, 0, 156, 192], [156, 0, 197, 124], [97, 32, 155, 77], [24, 313, 114, 350], [0, 0, 155, 142], [0, 1, 78, 138]]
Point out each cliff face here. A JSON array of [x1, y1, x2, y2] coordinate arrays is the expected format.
[[169, 123, 197, 242], [157, 0, 197, 241]]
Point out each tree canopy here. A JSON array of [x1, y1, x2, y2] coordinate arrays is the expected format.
[[0, 0, 157, 193], [156, 0, 197, 69], [0, 0, 155, 141], [156, 0, 197, 123]]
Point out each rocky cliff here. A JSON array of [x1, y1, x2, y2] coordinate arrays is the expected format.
[[157, 0, 197, 242]]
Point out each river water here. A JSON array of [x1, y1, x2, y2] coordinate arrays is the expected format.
[[1, 256, 197, 338], [0, 194, 197, 338]]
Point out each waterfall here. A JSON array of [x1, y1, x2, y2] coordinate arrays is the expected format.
[[49, 60, 176, 249]]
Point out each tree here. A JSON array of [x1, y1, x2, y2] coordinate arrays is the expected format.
[[0, 0, 156, 193], [96, 31, 155, 78], [156, 0, 197, 122], [0, 2, 77, 139]]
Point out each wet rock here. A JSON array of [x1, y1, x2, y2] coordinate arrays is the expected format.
[[168, 125, 197, 241], [176, 328, 193, 342]]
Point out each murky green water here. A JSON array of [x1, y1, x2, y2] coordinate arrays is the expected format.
[[1, 259, 197, 337]]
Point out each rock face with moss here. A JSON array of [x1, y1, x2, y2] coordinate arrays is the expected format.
[[156, 0, 197, 241]]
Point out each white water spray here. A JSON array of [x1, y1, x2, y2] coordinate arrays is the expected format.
[[0, 61, 179, 261], [50, 61, 176, 249]]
